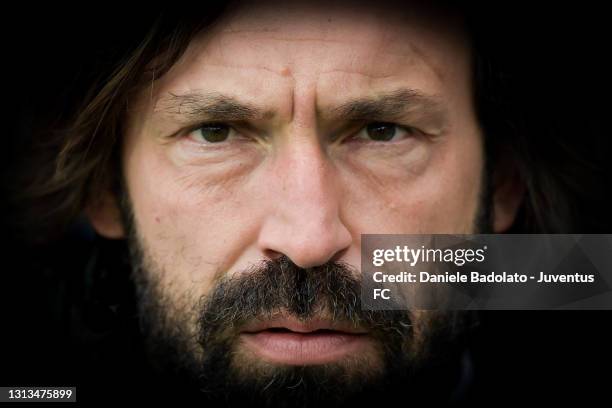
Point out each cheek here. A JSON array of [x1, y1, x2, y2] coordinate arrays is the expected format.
[[124, 139, 265, 296]]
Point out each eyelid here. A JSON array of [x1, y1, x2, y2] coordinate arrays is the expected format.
[[187, 121, 232, 134], [181, 122, 232, 144], [184, 122, 269, 150], [188, 121, 236, 136], [348, 122, 422, 143]]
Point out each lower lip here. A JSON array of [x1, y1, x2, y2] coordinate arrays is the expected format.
[[240, 330, 371, 365]]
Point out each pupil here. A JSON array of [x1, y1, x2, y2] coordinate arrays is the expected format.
[[366, 123, 396, 141], [200, 125, 229, 142]]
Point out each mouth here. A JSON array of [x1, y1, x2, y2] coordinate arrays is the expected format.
[[239, 317, 372, 365]]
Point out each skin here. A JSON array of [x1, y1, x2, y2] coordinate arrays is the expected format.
[[88, 0, 522, 373]]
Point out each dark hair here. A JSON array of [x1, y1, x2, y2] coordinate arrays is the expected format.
[[467, 4, 607, 234], [9, 7, 227, 243], [8, 2, 606, 243]]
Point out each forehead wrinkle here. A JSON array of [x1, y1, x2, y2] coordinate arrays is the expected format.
[[206, 36, 443, 86], [186, 58, 298, 81], [188, 50, 423, 86], [190, 17, 449, 87], [196, 0, 467, 84], [319, 68, 395, 81], [407, 40, 450, 85], [221, 33, 365, 46]]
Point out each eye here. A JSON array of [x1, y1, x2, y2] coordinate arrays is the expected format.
[[187, 123, 235, 144], [354, 122, 418, 142]]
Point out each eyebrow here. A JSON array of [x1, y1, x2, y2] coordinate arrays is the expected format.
[[156, 88, 447, 124], [325, 88, 447, 123], [158, 91, 270, 122]]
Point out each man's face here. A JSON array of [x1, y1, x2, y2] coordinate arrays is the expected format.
[[102, 0, 486, 404]]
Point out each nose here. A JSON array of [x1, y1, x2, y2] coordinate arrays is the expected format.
[[257, 137, 352, 268]]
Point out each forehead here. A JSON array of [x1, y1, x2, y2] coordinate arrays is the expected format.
[[148, 0, 471, 115]]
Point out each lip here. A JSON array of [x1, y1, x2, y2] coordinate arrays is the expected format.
[[241, 316, 369, 334], [239, 316, 372, 365]]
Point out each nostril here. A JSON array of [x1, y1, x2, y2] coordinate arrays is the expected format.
[[262, 249, 285, 262]]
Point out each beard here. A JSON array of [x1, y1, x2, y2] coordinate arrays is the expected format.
[[114, 171, 491, 406], [121, 235, 474, 406]]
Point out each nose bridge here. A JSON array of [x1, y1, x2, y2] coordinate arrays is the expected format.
[[257, 135, 352, 268], [281, 138, 333, 215]]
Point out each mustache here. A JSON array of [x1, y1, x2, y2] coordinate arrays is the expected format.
[[196, 255, 414, 346]]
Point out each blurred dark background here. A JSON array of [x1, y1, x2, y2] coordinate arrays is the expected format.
[[1, 1, 611, 405]]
